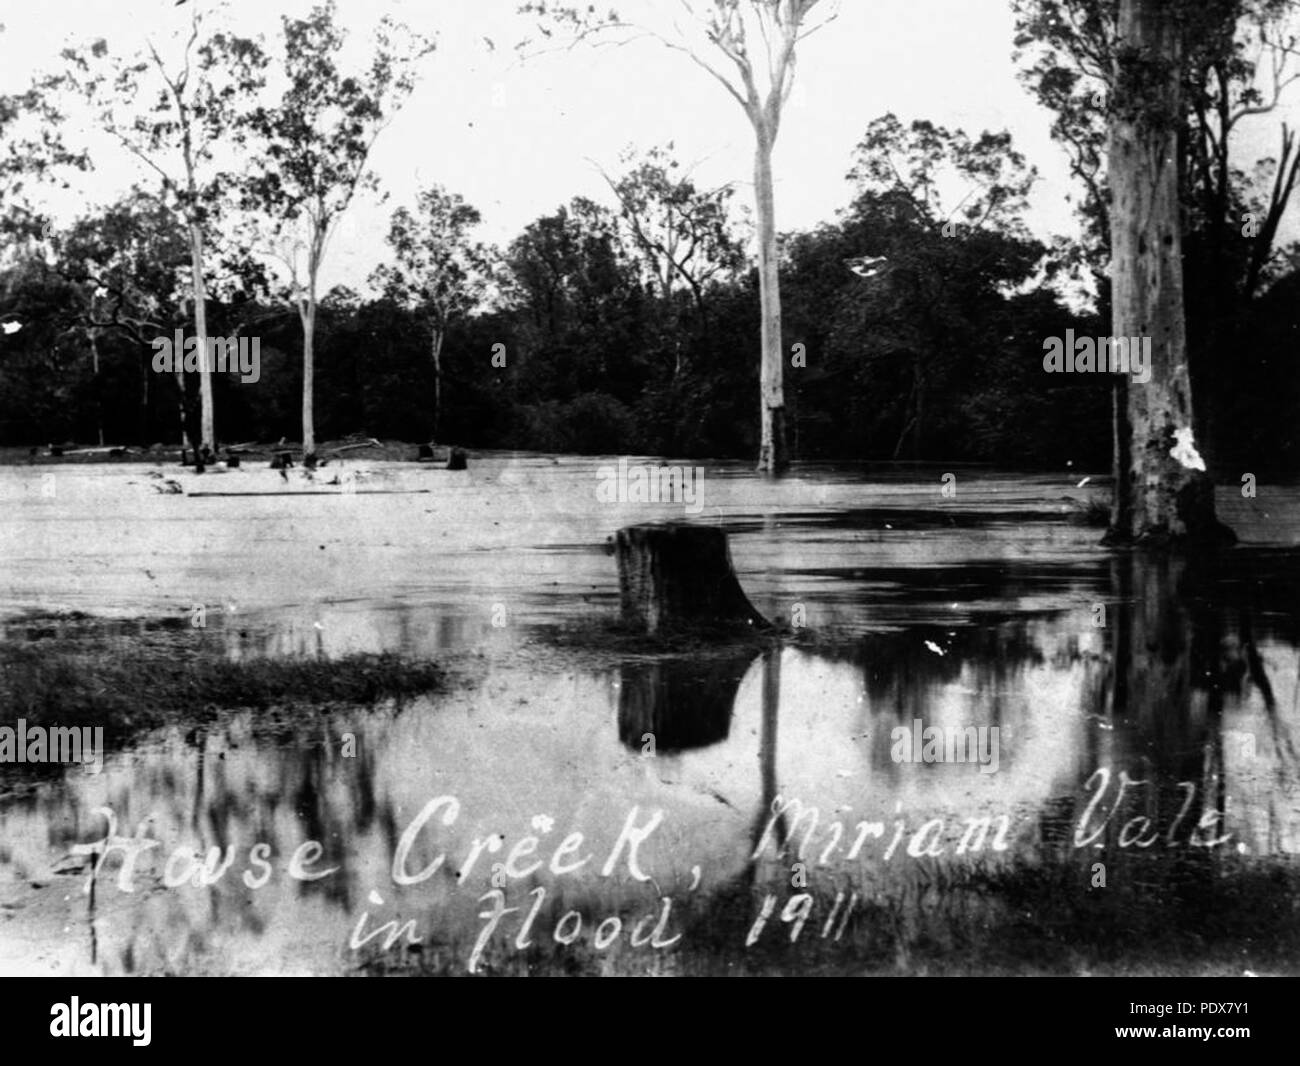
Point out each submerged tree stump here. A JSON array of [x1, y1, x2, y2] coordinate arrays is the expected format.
[[615, 523, 770, 635], [446, 447, 468, 470]]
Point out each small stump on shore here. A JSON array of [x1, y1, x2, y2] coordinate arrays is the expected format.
[[615, 523, 770, 635], [447, 447, 468, 470]]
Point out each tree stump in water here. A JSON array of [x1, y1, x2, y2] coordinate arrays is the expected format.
[[615, 523, 770, 635], [446, 447, 467, 470]]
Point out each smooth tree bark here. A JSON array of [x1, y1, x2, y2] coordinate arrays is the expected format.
[[157, 28, 219, 452], [525, 1, 835, 473], [50, 12, 267, 453], [287, 211, 328, 459], [246, 2, 432, 460], [685, 1, 831, 473], [1106, 0, 1230, 546], [183, 216, 213, 449], [752, 116, 787, 472], [300, 281, 317, 457], [54, 13, 264, 453], [680, 2, 823, 474]]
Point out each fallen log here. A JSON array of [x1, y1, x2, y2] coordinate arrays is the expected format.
[[615, 523, 770, 635]]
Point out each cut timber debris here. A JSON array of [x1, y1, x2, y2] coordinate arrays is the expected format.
[[615, 523, 770, 635]]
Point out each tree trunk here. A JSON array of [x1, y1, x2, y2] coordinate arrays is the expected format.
[[753, 126, 788, 475], [430, 325, 443, 442], [615, 523, 771, 635], [301, 302, 316, 459], [174, 365, 189, 449], [189, 224, 214, 451], [140, 347, 149, 447], [1109, 377, 1131, 532], [1106, 0, 1229, 547], [89, 327, 103, 447]]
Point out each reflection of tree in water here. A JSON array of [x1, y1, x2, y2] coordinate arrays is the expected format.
[[1078, 552, 1296, 845], [755, 648, 781, 859], [615, 652, 756, 753], [690, 551, 1300, 968], [854, 620, 1049, 778], [84, 709, 394, 973], [1030, 550, 1300, 962]]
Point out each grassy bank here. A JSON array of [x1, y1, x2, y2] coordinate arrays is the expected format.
[[354, 855, 1300, 977], [0, 612, 446, 777]]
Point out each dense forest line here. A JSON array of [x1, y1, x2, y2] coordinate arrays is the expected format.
[[2, 1, 1298, 476], [4, 161, 1296, 473]]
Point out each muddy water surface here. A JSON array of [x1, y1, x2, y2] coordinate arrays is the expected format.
[[1, 458, 1297, 974]]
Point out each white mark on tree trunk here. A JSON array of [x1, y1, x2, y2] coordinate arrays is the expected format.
[[1170, 426, 1206, 472]]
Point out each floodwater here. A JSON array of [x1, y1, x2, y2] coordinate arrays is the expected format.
[[0, 457, 1298, 974]]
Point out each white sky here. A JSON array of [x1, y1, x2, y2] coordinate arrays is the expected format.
[[1, 0, 1298, 296]]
